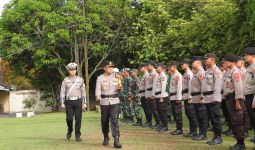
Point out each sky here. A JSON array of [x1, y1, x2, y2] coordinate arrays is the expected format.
[[0, 0, 11, 15]]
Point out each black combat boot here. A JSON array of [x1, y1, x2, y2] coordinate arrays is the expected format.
[[132, 118, 142, 126], [207, 136, 222, 145], [142, 122, 152, 128], [75, 137, 82, 142], [192, 134, 207, 141], [171, 129, 183, 135], [66, 131, 72, 140], [157, 126, 168, 132], [183, 132, 197, 138], [229, 143, 246, 150], [103, 134, 109, 146], [152, 123, 160, 130], [114, 136, 122, 148]]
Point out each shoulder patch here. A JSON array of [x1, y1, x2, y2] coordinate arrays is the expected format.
[[176, 76, 180, 81], [234, 72, 241, 82], [199, 74, 204, 80]]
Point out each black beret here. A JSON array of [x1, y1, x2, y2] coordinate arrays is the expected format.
[[181, 59, 191, 65], [168, 61, 179, 67], [123, 68, 131, 72], [236, 56, 244, 61], [203, 53, 216, 59], [218, 60, 225, 67], [139, 63, 148, 68], [148, 60, 157, 67], [155, 63, 165, 68], [103, 61, 114, 67], [191, 56, 202, 62], [224, 54, 238, 62], [244, 47, 255, 55]]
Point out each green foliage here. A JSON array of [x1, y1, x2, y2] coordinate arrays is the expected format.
[[126, 0, 240, 63], [23, 97, 37, 109]]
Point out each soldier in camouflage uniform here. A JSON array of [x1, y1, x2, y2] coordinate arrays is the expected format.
[[121, 68, 134, 124], [130, 69, 143, 126], [119, 69, 127, 122], [166, 72, 174, 124]]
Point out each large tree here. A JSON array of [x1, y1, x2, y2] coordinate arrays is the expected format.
[[0, 0, 135, 110]]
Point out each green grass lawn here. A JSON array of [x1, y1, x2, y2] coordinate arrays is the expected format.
[[0, 112, 253, 150]]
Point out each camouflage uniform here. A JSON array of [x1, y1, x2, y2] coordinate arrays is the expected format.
[[131, 76, 142, 125], [119, 78, 127, 121], [166, 74, 173, 123], [121, 76, 133, 122]]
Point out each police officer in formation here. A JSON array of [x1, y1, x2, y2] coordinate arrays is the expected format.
[[91, 47, 255, 149], [203, 53, 223, 145], [153, 63, 169, 132], [60, 63, 87, 142], [168, 61, 183, 135]]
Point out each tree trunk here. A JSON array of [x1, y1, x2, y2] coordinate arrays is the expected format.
[[82, 0, 90, 111]]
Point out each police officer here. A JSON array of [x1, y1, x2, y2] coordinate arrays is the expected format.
[[237, 56, 250, 137], [243, 47, 255, 146], [203, 53, 223, 145], [145, 60, 161, 129], [154, 63, 169, 132], [60, 63, 87, 142], [139, 63, 151, 127], [220, 60, 233, 136], [130, 69, 143, 126], [223, 54, 246, 150], [95, 61, 122, 148], [168, 61, 183, 135], [189, 56, 208, 141], [181, 59, 197, 138]]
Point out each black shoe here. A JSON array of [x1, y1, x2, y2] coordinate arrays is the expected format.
[[103, 135, 109, 146], [192, 134, 207, 141], [169, 120, 176, 124], [114, 136, 122, 148], [171, 130, 183, 135], [183, 132, 197, 138], [126, 117, 134, 124], [152, 124, 160, 129], [132, 120, 142, 126], [157, 126, 168, 132], [66, 131, 72, 140], [207, 128, 213, 132], [229, 144, 246, 150], [207, 136, 222, 145], [142, 122, 152, 128], [244, 132, 249, 138], [76, 137, 82, 142], [224, 129, 233, 136], [250, 138, 255, 143]]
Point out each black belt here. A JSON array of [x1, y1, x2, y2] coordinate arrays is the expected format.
[[101, 94, 118, 98], [169, 92, 177, 96], [191, 92, 201, 96], [147, 87, 153, 91], [203, 91, 214, 96], [226, 92, 234, 98], [139, 90, 145, 93], [182, 89, 188, 94], [221, 90, 223, 94], [155, 91, 161, 95]]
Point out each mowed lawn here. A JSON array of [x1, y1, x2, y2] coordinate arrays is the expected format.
[[0, 112, 253, 150]]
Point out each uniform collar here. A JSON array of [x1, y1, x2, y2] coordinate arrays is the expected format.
[[68, 75, 77, 80]]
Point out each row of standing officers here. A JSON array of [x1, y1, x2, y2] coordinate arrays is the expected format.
[[117, 47, 255, 150]]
